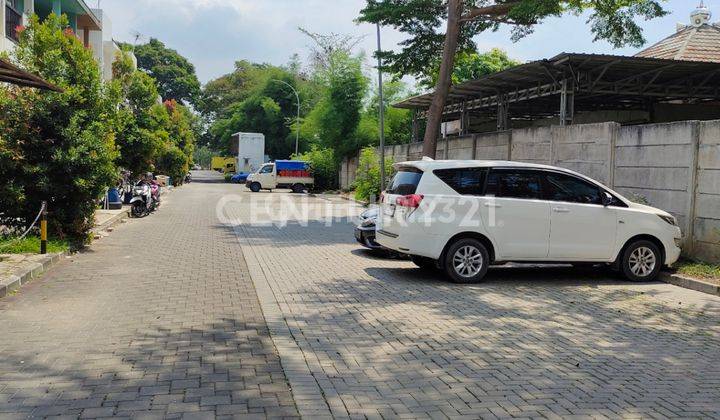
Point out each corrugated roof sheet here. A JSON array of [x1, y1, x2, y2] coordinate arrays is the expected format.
[[0, 58, 62, 91]]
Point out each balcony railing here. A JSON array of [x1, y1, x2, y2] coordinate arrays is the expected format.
[[5, 5, 22, 43]]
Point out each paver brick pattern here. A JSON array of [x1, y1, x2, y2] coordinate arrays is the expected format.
[[0, 173, 298, 419], [228, 193, 720, 419]]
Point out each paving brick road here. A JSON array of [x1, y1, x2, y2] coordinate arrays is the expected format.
[[226, 192, 720, 419], [2, 175, 720, 419], [0, 172, 298, 419]]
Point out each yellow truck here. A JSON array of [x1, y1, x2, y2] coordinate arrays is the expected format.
[[211, 157, 237, 174]]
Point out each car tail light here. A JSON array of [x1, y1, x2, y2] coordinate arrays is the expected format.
[[396, 194, 424, 208]]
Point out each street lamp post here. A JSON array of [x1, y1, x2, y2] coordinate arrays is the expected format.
[[376, 23, 386, 196], [270, 79, 301, 156]]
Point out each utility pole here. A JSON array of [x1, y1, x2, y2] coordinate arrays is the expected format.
[[270, 79, 301, 156], [376, 23, 386, 195]]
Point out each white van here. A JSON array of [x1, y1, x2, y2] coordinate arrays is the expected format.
[[376, 160, 682, 283]]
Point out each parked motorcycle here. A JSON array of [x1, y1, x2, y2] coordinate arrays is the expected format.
[[185, 172, 192, 183], [130, 180, 158, 217]]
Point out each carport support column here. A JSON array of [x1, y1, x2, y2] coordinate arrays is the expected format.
[[497, 95, 508, 131], [411, 110, 420, 143], [560, 78, 575, 126], [460, 101, 469, 136]]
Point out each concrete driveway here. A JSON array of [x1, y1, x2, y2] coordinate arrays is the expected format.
[[0, 175, 717, 419], [225, 189, 720, 419]]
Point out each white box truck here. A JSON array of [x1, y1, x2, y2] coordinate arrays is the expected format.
[[232, 132, 265, 173]]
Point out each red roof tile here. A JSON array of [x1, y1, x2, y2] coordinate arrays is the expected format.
[[636, 24, 720, 63]]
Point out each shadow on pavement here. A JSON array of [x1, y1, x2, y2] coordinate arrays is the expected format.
[[273, 262, 720, 417], [0, 319, 299, 418]]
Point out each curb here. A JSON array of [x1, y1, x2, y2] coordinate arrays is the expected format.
[[92, 208, 130, 234], [339, 194, 369, 206], [232, 225, 334, 419], [0, 252, 65, 298], [659, 271, 720, 297]]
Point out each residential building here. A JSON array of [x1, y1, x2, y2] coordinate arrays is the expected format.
[[0, 0, 135, 80]]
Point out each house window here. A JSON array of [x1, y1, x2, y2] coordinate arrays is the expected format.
[[5, 1, 23, 43]]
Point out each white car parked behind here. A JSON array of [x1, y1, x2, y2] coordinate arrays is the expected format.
[[376, 160, 682, 284]]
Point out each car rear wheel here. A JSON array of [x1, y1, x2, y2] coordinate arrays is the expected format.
[[621, 240, 662, 282], [444, 238, 489, 284], [249, 182, 261, 193], [292, 183, 305, 194]]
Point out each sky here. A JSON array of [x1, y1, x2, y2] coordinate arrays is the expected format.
[[96, 0, 711, 84]]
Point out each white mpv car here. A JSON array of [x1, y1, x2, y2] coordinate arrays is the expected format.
[[376, 160, 682, 284]]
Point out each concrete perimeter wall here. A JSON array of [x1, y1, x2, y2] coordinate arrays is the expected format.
[[339, 120, 720, 263]]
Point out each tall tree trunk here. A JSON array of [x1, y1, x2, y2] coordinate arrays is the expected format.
[[422, 0, 463, 159]]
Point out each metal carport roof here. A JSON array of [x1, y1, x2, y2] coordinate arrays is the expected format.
[[394, 53, 720, 119]]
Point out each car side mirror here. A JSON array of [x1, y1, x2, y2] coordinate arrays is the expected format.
[[602, 192, 613, 207]]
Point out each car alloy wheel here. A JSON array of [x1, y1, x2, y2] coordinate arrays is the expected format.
[[453, 246, 483, 278], [621, 240, 661, 282], [628, 246, 656, 278], [444, 238, 490, 284]]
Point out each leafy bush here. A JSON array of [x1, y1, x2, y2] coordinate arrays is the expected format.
[[354, 147, 393, 202], [0, 15, 118, 243], [294, 146, 337, 191]]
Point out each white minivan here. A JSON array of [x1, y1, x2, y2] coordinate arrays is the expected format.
[[376, 160, 682, 283]]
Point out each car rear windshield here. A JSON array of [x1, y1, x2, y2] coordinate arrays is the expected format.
[[386, 167, 423, 195]]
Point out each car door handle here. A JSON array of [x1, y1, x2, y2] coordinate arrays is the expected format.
[[484, 203, 502, 208], [553, 207, 570, 213]]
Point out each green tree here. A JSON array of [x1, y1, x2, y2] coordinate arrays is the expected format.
[[0, 14, 118, 242], [112, 54, 165, 176], [358, 0, 667, 158], [134, 38, 201, 105], [301, 50, 369, 160], [420, 48, 520, 89], [198, 61, 281, 120], [112, 50, 198, 184], [357, 79, 414, 146], [205, 64, 311, 159], [161, 99, 198, 182]]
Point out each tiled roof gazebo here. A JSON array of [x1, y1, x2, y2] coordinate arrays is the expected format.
[[637, 2, 720, 63]]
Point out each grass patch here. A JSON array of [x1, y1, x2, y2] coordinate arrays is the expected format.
[[0, 236, 70, 254], [676, 260, 720, 280]]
